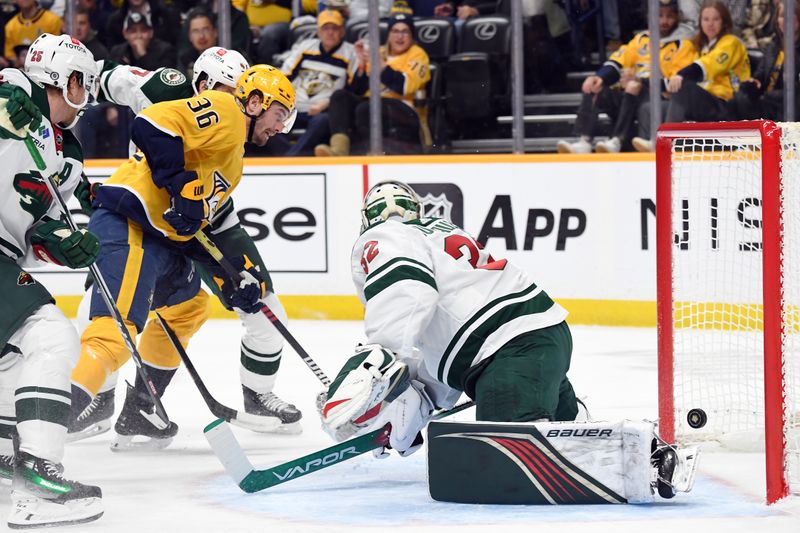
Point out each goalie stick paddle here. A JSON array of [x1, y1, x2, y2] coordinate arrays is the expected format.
[[205, 400, 476, 493], [30, 151, 170, 429], [193, 230, 331, 386], [155, 312, 281, 433]]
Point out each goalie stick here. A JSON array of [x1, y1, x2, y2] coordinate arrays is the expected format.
[[22, 135, 171, 429], [193, 229, 331, 386], [205, 400, 476, 493], [155, 312, 281, 432]]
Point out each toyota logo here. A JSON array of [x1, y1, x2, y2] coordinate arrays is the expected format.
[[417, 26, 440, 44], [475, 23, 497, 41], [357, 28, 369, 40]]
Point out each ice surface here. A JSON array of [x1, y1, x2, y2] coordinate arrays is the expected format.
[[2, 321, 798, 532]]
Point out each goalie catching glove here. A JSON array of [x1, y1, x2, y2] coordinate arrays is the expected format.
[[321, 344, 411, 442], [30, 217, 101, 268]]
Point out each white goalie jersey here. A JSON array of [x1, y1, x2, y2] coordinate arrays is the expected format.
[[351, 217, 568, 408], [0, 69, 84, 266]]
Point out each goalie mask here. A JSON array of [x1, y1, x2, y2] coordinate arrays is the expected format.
[[192, 46, 249, 94], [24, 34, 99, 125], [361, 181, 421, 231]]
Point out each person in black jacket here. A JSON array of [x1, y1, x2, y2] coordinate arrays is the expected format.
[[732, 0, 800, 121], [109, 11, 176, 70], [106, 0, 180, 48]]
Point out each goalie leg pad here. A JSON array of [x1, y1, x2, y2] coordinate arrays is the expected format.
[[321, 344, 410, 441], [427, 419, 681, 505]]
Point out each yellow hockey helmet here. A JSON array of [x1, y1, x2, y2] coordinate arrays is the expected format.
[[235, 64, 297, 134]]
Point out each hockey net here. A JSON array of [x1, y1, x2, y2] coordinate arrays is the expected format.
[[656, 121, 800, 504]]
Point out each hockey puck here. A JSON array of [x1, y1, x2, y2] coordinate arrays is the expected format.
[[687, 408, 707, 429]]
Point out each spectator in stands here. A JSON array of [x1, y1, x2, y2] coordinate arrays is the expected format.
[[72, 5, 108, 60], [270, 9, 358, 156], [4, 0, 61, 65], [232, 0, 298, 63], [110, 11, 175, 70], [180, 1, 251, 61], [179, 8, 218, 74], [0, 0, 16, 68], [740, 0, 777, 50], [510, 0, 571, 94], [557, 0, 695, 154], [344, 0, 394, 24], [677, 0, 748, 35], [314, 13, 430, 156], [106, 0, 180, 48], [76, 0, 114, 48], [632, 0, 750, 152], [732, 0, 799, 121]]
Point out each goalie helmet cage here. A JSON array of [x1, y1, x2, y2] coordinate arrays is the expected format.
[[656, 120, 800, 504]]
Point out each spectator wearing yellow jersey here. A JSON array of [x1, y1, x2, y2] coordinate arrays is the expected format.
[[314, 13, 431, 156], [557, 0, 695, 154], [4, 0, 61, 65], [633, 0, 749, 152]]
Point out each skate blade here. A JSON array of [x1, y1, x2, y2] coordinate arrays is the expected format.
[[66, 420, 112, 443], [110, 433, 173, 452], [8, 495, 103, 529], [672, 447, 700, 493], [262, 421, 303, 435]]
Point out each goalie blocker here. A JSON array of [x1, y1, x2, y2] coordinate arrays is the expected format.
[[427, 420, 699, 505]]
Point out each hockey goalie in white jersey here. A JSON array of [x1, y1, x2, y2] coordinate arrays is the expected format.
[[321, 180, 699, 504]]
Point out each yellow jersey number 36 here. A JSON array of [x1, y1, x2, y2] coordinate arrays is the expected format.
[[186, 97, 219, 129]]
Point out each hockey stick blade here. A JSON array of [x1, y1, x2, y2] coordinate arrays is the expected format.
[[155, 313, 281, 432], [206, 400, 476, 493], [205, 419, 390, 493]]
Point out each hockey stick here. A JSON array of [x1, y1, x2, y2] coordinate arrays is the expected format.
[[205, 400, 475, 493], [23, 136, 170, 429], [154, 312, 281, 432], [193, 229, 331, 386]]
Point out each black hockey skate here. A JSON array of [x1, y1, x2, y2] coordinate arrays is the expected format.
[[243, 386, 303, 434], [110, 384, 178, 452], [651, 441, 700, 499], [8, 451, 103, 529], [67, 389, 115, 443]]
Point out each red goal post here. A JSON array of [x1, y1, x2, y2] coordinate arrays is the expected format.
[[656, 120, 799, 504]]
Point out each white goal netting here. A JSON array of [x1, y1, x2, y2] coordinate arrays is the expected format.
[[667, 123, 800, 496]]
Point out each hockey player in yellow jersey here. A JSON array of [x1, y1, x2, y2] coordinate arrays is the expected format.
[[557, 0, 696, 154], [72, 65, 297, 450]]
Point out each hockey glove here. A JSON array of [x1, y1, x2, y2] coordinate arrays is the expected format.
[[30, 218, 101, 269], [217, 255, 267, 314], [0, 84, 42, 139], [384, 380, 434, 457], [162, 171, 208, 236], [75, 173, 101, 215], [321, 344, 410, 442]]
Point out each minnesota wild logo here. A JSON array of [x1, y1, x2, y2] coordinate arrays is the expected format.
[[16, 271, 35, 286], [13, 171, 53, 221]]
